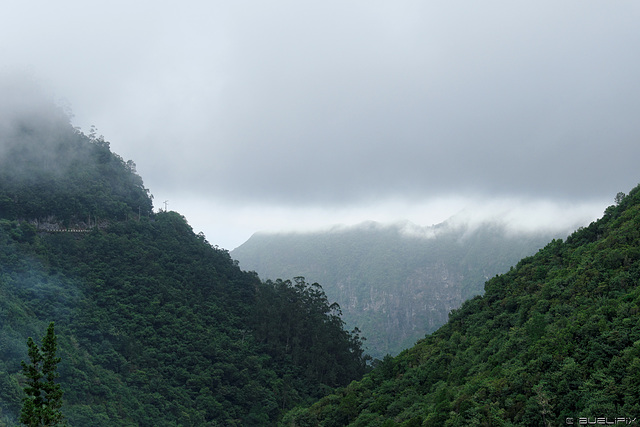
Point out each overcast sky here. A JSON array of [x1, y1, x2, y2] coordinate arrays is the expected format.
[[2, 1, 639, 249]]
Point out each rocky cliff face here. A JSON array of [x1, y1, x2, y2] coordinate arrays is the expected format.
[[333, 261, 465, 355], [232, 221, 565, 359]]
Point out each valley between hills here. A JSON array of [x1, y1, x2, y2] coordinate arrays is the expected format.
[[2, 101, 639, 425]]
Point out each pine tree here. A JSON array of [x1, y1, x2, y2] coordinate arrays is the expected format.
[[20, 322, 64, 426]]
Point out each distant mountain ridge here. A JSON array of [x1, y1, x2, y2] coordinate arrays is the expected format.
[[232, 218, 567, 358]]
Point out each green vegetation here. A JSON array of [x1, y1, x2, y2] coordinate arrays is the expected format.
[[253, 277, 370, 403], [20, 322, 64, 427], [0, 110, 152, 226], [283, 185, 640, 426], [232, 222, 560, 358], [0, 104, 368, 426]]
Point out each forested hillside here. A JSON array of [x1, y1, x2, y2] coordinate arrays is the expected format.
[[0, 103, 152, 225], [0, 103, 369, 426], [232, 223, 560, 358], [283, 184, 640, 426]]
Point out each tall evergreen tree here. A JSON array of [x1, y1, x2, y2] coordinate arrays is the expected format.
[[20, 322, 64, 426]]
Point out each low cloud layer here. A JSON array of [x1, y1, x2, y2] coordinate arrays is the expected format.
[[2, 1, 639, 248]]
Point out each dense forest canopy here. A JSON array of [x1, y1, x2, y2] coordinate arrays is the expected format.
[[0, 102, 369, 425]]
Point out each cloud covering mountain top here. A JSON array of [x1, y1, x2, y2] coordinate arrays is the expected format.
[[2, 1, 639, 248]]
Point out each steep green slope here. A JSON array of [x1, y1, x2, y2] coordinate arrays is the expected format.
[[0, 103, 368, 426], [283, 184, 640, 426], [232, 222, 561, 358]]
